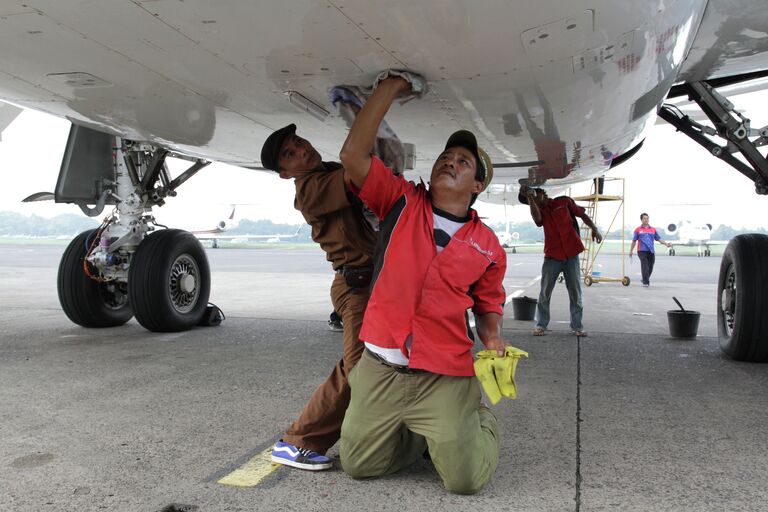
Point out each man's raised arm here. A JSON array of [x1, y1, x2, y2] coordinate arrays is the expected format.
[[521, 186, 543, 226], [340, 77, 411, 189]]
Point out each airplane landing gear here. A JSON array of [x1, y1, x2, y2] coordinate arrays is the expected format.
[[661, 80, 768, 361], [52, 126, 211, 332], [668, 247, 676, 256], [717, 234, 768, 362]]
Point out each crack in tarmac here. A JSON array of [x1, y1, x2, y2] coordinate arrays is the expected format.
[[575, 334, 583, 511]]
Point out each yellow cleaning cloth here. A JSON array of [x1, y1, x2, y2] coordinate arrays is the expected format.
[[474, 346, 529, 405]]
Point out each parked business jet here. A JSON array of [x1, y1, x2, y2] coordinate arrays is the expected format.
[[494, 222, 542, 253], [665, 220, 728, 256], [194, 227, 302, 247], [2, 1, 767, 361], [185, 205, 301, 247], [495, 229, 520, 249], [188, 205, 238, 243]]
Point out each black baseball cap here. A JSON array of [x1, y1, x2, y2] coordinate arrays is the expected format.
[[444, 130, 493, 191], [261, 123, 296, 172]]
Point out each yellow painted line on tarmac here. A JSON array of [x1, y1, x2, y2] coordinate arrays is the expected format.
[[217, 447, 281, 487]]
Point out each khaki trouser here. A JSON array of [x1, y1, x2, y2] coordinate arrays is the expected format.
[[340, 350, 500, 495], [282, 273, 368, 453]]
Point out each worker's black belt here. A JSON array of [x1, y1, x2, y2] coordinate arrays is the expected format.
[[337, 265, 373, 288], [366, 349, 427, 374]]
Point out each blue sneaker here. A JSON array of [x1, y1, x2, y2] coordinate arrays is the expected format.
[[270, 440, 332, 471]]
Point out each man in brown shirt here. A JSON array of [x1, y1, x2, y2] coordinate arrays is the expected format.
[[260, 123, 377, 470]]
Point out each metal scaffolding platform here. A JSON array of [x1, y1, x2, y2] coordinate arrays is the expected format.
[[572, 177, 630, 287]]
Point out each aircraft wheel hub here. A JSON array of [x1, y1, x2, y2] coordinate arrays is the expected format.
[[170, 254, 199, 312], [720, 267, 736, 335]]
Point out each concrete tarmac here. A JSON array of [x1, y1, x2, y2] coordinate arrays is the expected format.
[[1, 244, 767, 511]]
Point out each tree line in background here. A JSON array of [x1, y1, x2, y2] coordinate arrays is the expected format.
[[488, 222, 768, 242], [0, 212, 99, 237], [228, 219, 315, 243], [0, 211, 766, 241]]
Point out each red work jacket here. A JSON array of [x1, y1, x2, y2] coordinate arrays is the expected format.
[[541, 196, 585, 260], [354, 157, 506, 377]]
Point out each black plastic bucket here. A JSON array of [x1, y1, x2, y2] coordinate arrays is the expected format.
[[512, 296, 537, 321], [667, 310, 700, 338]]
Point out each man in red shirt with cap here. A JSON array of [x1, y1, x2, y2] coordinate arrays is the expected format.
[[520, 186, 601, 336], [338, 71, 509, 495]]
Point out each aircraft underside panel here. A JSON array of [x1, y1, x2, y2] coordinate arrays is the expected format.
[[0, 0, 748, 196]]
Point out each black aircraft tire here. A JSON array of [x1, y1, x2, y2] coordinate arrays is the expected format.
[[128, 229, 210, 332], [57, 229, 133, 328], [717, 234, 768, 362]]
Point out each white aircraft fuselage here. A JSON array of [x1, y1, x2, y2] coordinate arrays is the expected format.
[[1, 0, 767, 206]]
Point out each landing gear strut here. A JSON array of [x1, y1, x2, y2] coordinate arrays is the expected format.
[[659, 81, 768, 195]]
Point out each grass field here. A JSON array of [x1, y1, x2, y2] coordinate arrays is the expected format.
[[0, 235, 728, 257], [0, 236, 72, 247], [506, 239, 726, 257], [0, 235, 319, 251]]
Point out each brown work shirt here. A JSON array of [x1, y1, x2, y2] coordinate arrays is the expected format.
[[294, 162, 376, 270]]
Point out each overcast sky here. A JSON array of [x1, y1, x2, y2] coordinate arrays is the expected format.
[[1, 91, 767, 231]]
